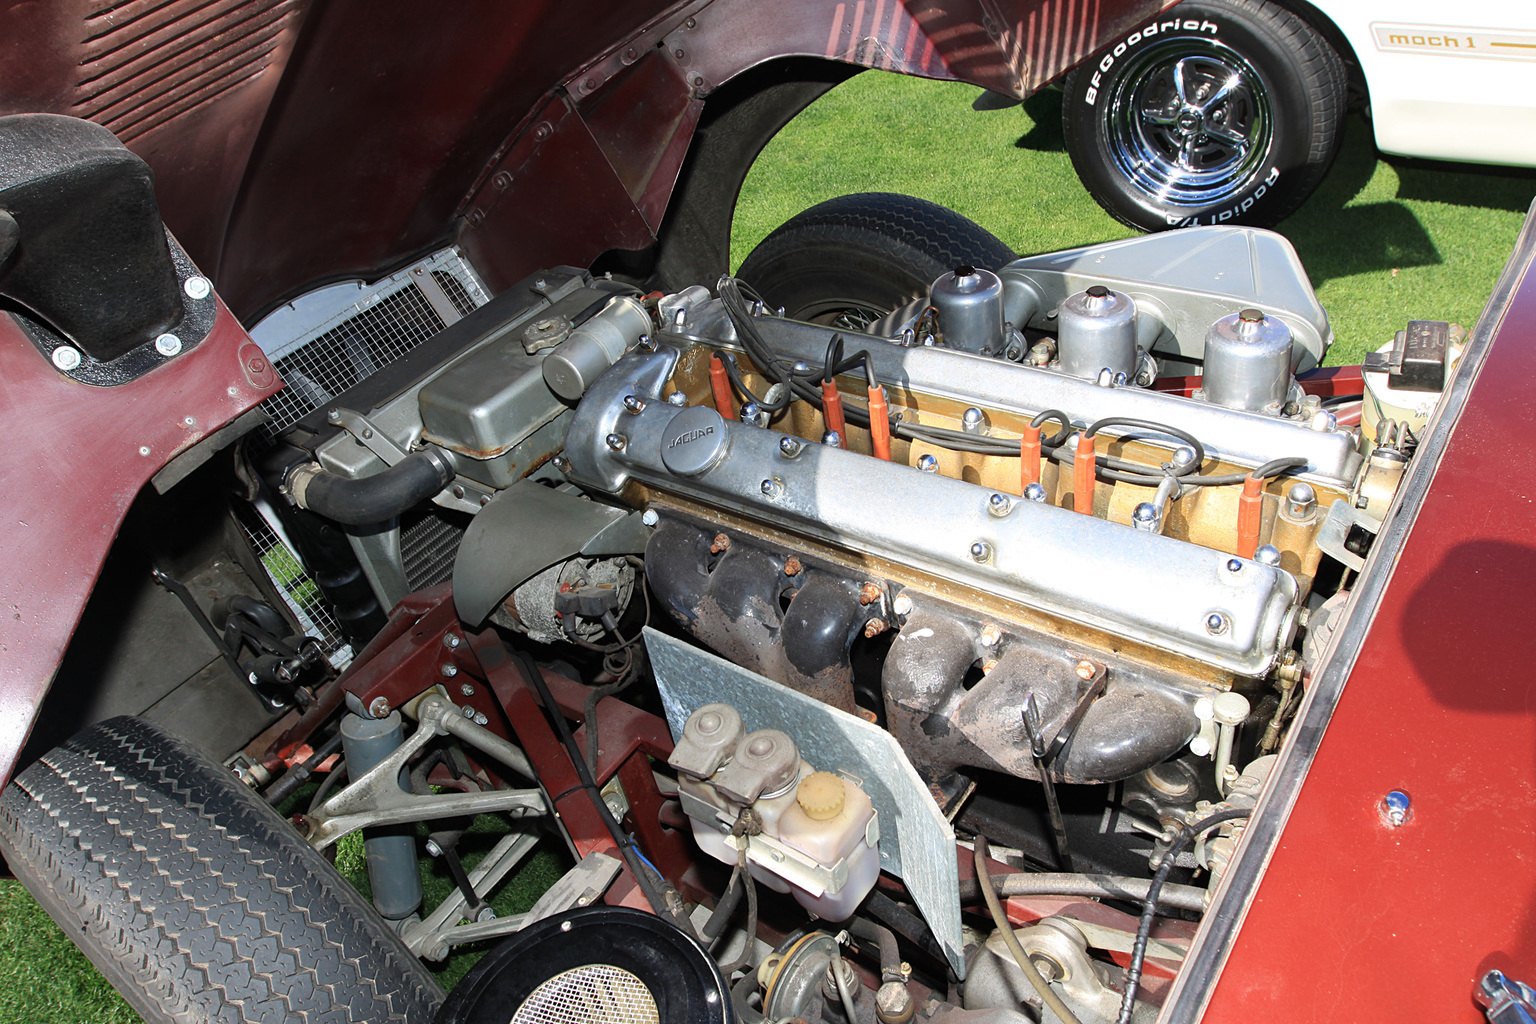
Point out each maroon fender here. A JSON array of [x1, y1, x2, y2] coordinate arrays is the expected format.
[[0, 299, 280, 787]]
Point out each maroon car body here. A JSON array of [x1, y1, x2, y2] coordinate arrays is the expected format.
[[2, 2, 1531, 1023]]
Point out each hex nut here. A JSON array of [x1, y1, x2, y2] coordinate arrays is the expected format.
[[367, 696, 391, 718], [892, 593, 913, 616]]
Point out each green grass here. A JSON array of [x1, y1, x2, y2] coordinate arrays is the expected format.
[[5, 68, 1536, 1024], [731, 71, 1536, 367]]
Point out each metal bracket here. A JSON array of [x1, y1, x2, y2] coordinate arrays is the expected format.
[[327, 406, 410, 466], [1316, 498, 1366, 572]]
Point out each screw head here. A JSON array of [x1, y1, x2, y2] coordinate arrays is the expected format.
[[892, 593, 913, 616], [1205, 613, 1229, 635], [368, 696, 391, 718], [640, 509, 659, 527], [666, 391, 688, 406], [51, 345, 81, 370], [916, 454, 938, 473], [605, 433, 627, 451], [1382, 790, 1411, 827], [970, 540, 992, 563], [183, 276, 211, 299], [460, 682, 475, 697], [442, 663, 459, 678], [760, 478, 782, 497], [444, 633, 461, 649], [778, 435, 802, 457], [154, 333, 182, 356]]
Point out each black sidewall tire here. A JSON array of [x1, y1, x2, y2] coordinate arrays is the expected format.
[[1062, 0, 1341, 231]]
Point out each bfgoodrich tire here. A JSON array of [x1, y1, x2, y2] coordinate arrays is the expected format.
[[1061, 0, 1344, 230], [0, 716, 443, 1024], [737, 192, 1014, 330]]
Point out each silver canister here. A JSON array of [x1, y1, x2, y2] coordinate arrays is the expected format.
[[931, 265, 1005, 355], [542, 294, 652, 400], [1201, 308, 1294, 414], [1057, 285, 1137, 380]]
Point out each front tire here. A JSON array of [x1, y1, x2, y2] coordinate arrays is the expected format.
[[736, 192, 1014, 330], [1061, 0, 1345, 230], [0, 716, 443, 1024]]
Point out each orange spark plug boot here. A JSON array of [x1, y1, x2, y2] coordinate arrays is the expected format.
[[1073, 431, 1096, 515], [709, 355, 734, 419], [1238, 474, 1264, 558], [1020, 424, 1041, 491], [867, 385, 892, 460], [822, 379, 846, 439]]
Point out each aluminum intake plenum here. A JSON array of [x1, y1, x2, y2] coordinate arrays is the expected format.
[[566, 348, 1299, 678]]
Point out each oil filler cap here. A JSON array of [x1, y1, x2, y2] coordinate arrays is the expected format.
[[660, 405, 728, 477]]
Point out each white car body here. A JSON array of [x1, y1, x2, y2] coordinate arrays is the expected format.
[[1313, 0, 1536, 165]]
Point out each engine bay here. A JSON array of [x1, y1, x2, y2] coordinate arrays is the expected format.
[[242, 223, 1457, 1023]]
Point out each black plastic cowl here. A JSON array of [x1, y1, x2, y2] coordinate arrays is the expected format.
[[0, 114, 184, 362]]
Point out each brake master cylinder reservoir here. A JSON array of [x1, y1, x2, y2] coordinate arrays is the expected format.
[[1057, 285, 1137, 380], [1201, 308, 1294, 414], [778, 771, 879, 921], [669, 704, 881, 920], [931, 265, 1005, 355]]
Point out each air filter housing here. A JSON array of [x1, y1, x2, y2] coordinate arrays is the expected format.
[[434, 906, 736, 1024]]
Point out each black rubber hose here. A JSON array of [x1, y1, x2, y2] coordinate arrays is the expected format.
[[262, 730, 344, 806], [701, 861, 745, 946], [863, 890, 958, 983], [292, 447, 456, 526], [848, 916, 903, 983], [1116, 808, 1253, 1024]]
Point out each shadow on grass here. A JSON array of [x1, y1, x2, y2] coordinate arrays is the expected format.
[[1013, 90, 1065, 152], [1281, 116, 1439, 287], [1393, 157, 1536, 214]]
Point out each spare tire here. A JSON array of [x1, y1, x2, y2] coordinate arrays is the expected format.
[[0, 716, 443, 1024], [737, 192, 1014, 331]]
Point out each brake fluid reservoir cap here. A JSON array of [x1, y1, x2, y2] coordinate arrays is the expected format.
[[796, 771, 846, 821], [661, 405, 729, 476]]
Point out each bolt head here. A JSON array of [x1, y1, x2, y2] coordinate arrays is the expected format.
[[1205, 613, 1229, 635], [1076, 659, 1095, 680], [892, 593, 913, 617], [666, 390, 687, 406], [916, 454, 938, 472], [462, 705, 476, 719], [183, 276, 211, 300], [605, 432, 627, 451], [367, 696, 391, 718], [1382, 789, 1411, 827], [460, 682, 475, 697], [970, 541, 992, 563], [442, 663, 458, 678], [778, 435, 802, 457], [444, 633, 461, 648], [474, 712, 489, 726], [863, 617, 888, 639], [51, 345, 81, 370], [979, 624, 1002, 647], [641, 509, 659, 527], [154, 333, 182, 356], [425, 839, 444, 857]]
